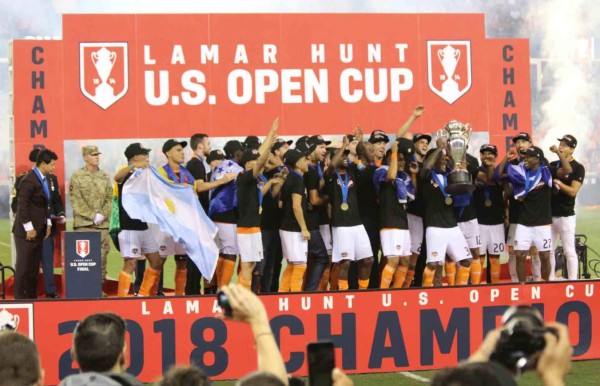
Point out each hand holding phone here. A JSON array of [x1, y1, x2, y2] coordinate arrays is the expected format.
[[308, 341, 335, 386]]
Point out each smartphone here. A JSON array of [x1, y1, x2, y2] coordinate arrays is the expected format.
[[307, 341, 335, 386]]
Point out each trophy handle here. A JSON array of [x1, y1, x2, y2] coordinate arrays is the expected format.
[[454, 49, 460, 61], [90, 51, 98, 65], [13, 315, 19, 330], [109, 51, 117, 66], [437, 49, 443, 63]]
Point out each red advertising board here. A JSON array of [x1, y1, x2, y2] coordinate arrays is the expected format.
[[11, 13, 532, 196], [55, 13, 530, 139], [0, 281, 594, 384], [11, 40, 64, 182]]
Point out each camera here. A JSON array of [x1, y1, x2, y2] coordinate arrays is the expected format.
[[490, 305, 554, 373], [216, 290, 233, 317]]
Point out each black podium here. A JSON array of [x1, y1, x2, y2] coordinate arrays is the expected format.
[[62, 231, 102, 298]]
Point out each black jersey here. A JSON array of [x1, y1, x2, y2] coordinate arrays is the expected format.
[[374, 168, 410, 230], [304, 166, 322, 230], [356, 164, 379, 219], [117, 170, 148, 231], [474, 180, 505, 225], [549, 159, 585, 217], [280, 171, 307, 232], [186, 155, 210, 212], [236, 170, 261, 228], [326, 165, 362, 227], [260, 169, 282, 230], [422, 171, 458, 229]]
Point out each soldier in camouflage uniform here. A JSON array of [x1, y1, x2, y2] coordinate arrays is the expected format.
[[69, 146, 112, 282]]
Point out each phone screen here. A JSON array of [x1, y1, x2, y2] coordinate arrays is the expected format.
[[307, 341, 335, 386]]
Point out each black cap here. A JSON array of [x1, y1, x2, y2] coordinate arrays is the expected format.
[[479, 144, 498, 156], [240, 148, 261, 165], [28, 148, 41, 162], [124, 143, 151, 159], [243, 136, 261, 150], [272, 138, 293, 153], [512, 132, 531, 143], [162, 139, 187, 154], [369, 130, 390, 144], [557, 134, 577, 148], [223, 140, 245, 159], [307, 135, 331, 147], [397, 138, 415, 157], [284, 148, 311, 168], [295, 138, 317, 154], [413, 133, 432, 144], [524, 146, 544, 159], [207, 149, 225, 164]]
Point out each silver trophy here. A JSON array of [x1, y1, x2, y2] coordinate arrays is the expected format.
[[437, 120, 473, 194]]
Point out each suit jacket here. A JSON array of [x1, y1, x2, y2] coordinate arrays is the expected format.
[[12, 171, 51, 238], [12, 171, 64, 216]]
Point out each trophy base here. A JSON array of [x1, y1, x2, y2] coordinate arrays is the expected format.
[[446, 170, 474, 195]]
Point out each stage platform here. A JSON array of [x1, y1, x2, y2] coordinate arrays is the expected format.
[[1, 279, 598, 385]]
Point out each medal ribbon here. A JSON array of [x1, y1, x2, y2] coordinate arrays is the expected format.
[[33, 167, 50, 201], [430, 170, 450, 201], [336, 171, 349, 206], [484, 186, 491, 203]]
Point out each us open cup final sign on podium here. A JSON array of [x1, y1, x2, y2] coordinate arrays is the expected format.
[[62, 231, 102, 298]]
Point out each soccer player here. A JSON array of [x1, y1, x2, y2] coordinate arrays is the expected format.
[[454, 152, 482, 285], [114, 143, 163, 297], [279, 148, 312, 292], [236, 119, 280, 291], [259, 138, 291, 293], [549, 135, 584, 279], [325, 137, 374, 290], [368, 129, 389, 167], [498, 146, 553, 282], [210, 140, 245, 287], [303, 135, 330, 291], [474, 144, 505, 283], [420, 138, 472, 287], [374, 140, 418, 288], [504, 132, 544, 282]]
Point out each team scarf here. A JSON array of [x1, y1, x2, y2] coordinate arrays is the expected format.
[[372, 166, 415, 203], [208, 159, 243, 217], [162, 163, 195, 185], [506, 162, 552, 200]]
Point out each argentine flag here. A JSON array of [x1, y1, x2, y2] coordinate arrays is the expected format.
[[122, 167, 219, 280]]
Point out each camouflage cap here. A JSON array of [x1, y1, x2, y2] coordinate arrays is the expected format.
[[82, 145, 101, 156]]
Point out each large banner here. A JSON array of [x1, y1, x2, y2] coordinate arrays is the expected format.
[[1, 281, 597, 385], [11, 13, 532, 185]]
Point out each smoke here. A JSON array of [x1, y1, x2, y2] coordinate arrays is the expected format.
[[534, 0, 598, 154]]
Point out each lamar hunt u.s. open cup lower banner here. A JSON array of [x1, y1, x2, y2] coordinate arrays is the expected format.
[[2, 281, 598, 384]]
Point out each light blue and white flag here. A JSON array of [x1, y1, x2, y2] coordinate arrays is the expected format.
[[122, 167, 219, 280]]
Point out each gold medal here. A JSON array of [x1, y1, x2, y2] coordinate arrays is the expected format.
[[445, 197, 453, 206], [258, 206, 263, 214], [517, 196, 525, 202], [485, 199, 492, 207], [341, 203, 349, 211], [278, 201, 283, 209]]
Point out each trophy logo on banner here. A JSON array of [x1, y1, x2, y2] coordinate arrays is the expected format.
[[0, 304, 34, 339], [427, 40, 472, 104], [80, 42, 129, 109], [76, 239, 90, 258]]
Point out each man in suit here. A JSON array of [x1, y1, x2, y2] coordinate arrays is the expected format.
[[12, 149, 58, 299], [11, 148, 65, 298]]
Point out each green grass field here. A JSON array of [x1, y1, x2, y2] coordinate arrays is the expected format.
[[2, 208, 600, 385]]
